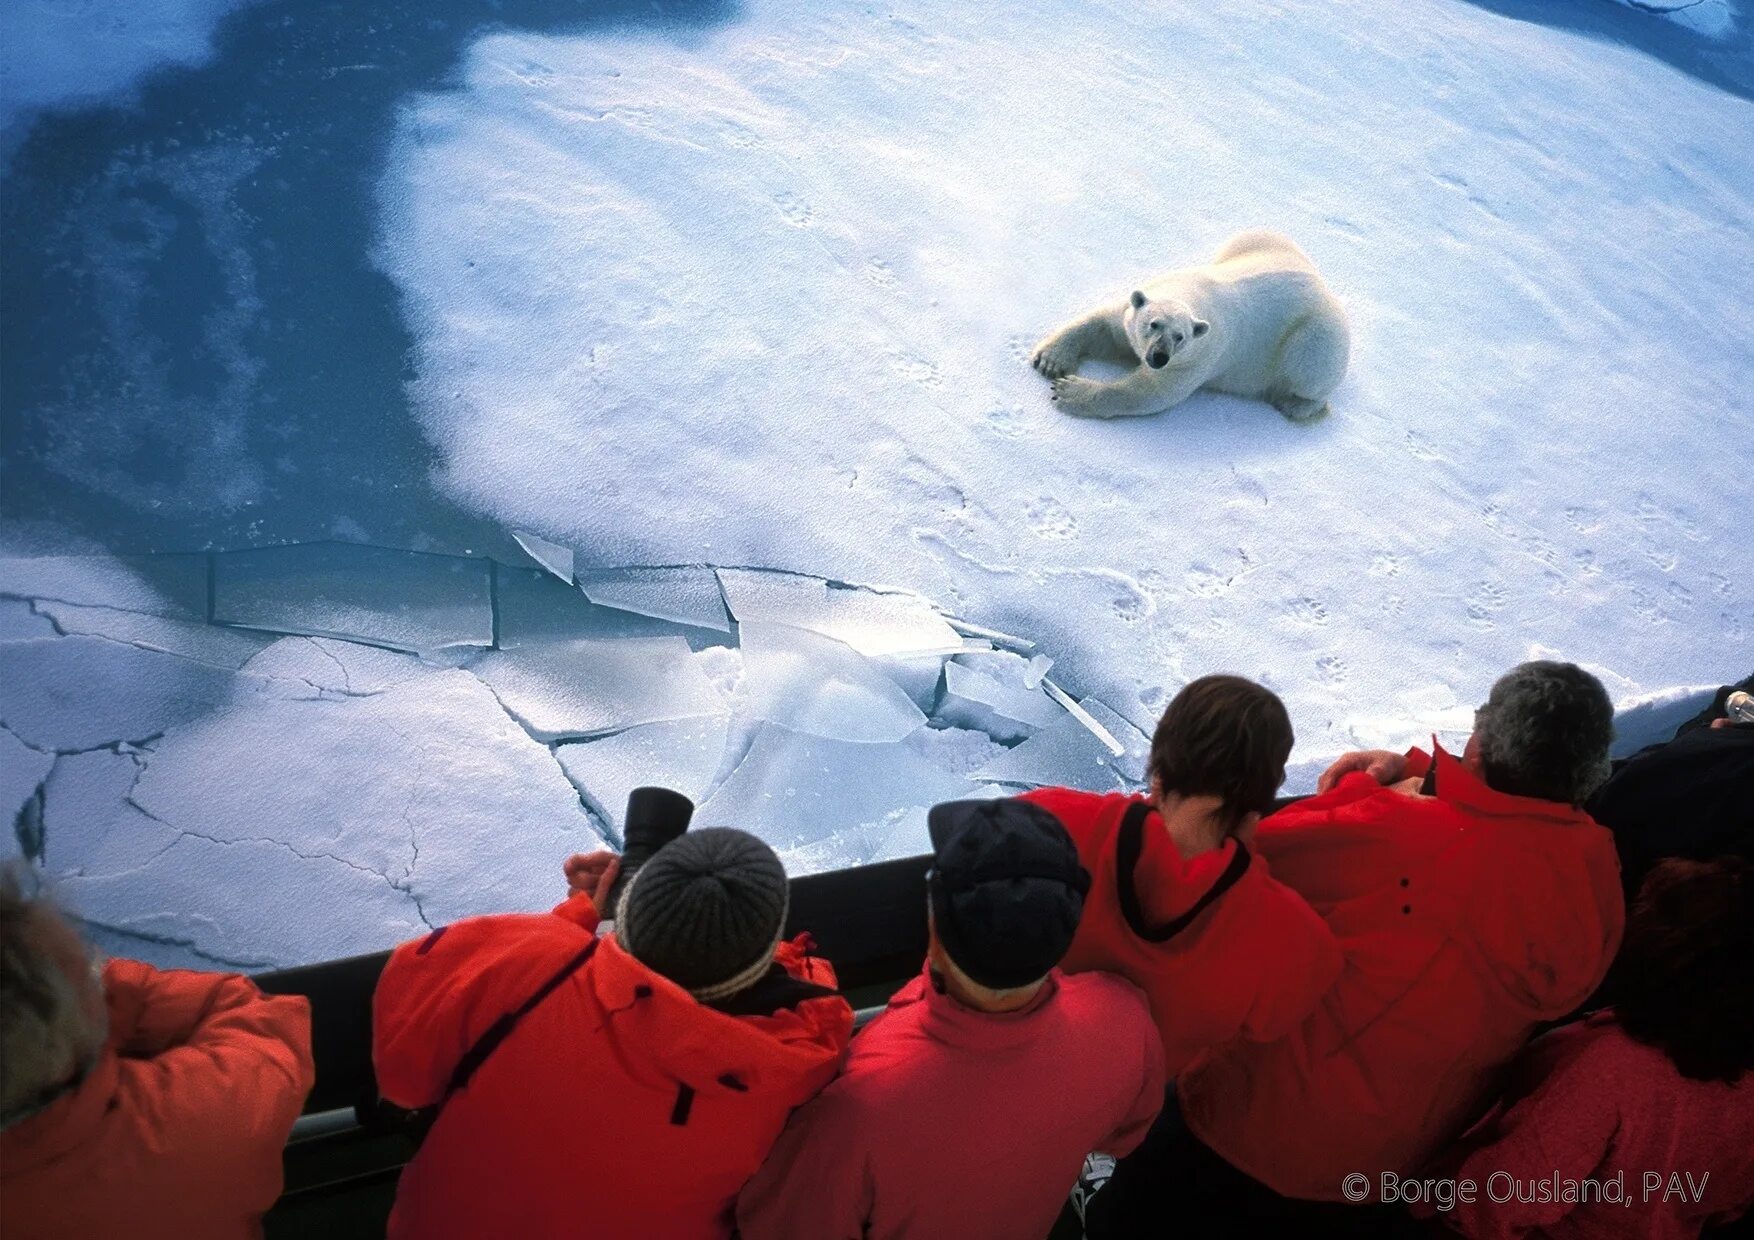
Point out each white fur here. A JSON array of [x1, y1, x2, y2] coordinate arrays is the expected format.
[[1031, 229, 1350, 422]]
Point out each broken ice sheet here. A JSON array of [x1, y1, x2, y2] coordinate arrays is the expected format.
[[717, 569, 963, 657], [971, 709, 1131, 792], [695, 724, 972, 866], [0, 553, 209, 621], [471, 635, 726, 740], [555, 714, 731, 836], [0, 636, 246, 752], [577, 566, 731, 633], [241, 636, 428, 696], [33, 599, 277, 670], [39, 748, 178, 877], [213, 541, 493, 654], [738, 621, 925, 744], [512, 530, 576, 582], [127, 668, 604, 938]]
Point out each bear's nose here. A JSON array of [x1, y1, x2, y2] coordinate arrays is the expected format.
[[1148, 350, 1169, 369]]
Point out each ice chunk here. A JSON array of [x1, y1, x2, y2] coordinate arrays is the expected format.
[[904, 723, 1013, 782], [213, 542, 493, 654], [128, 669, 604, 936], [0, 553, 208, 621], [1042, 678, 1126, 757], [242, 636, 429, 696], [1079, 698, 1151, 783], [471, 636, 726, 740], [738, 622, 925, 744], [971, 711, 1130, 792], [869, 651, 953, 714], [33, 600, 276, 670], [496, 566, 687, 649], [695, 724, 971, 867], [577, 566, 731, 633], [1, 725, 54, 831], [939, 658, 1065, 741], [0, 636, 245, 751], [947, 617, 1037, 654], [511, 530, 576, 582], [1025, 655, 1054, 690], [0, 599, 56, 641], [717, 570, 963, 658], [555, 714, 731, 837]]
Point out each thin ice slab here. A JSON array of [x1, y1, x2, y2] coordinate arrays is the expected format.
[[717, 569, 963, 658], [496, 566, 691, 649], [738, 621, 925, 744], [213, 541, 493, 654], [971, 709, 1131, 792], [696, 724, 972, 865], [577, 566, 731, 633], [471, 635, 726, 740], [556, 714, 731, 835], [33, 599, 277, 670], [937, 657, 1066, 742], [241, 636, 429, 697], [512, 530, 576, 582]]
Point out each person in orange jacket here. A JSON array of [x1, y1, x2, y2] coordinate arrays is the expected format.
[[0, 865, 315, 1240], [1158, 660, 1625, 1235], [372, 823, 854, 1240]]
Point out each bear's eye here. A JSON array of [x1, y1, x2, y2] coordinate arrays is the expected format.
[[1149, 320, 1162, 331], [1173, 332, 1185, 344]]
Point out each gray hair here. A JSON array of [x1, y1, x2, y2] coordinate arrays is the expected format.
[[1, 865, 107, 1129], [1474, 661, 1614, 805]]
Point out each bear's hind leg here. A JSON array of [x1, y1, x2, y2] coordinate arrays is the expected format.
[[1269, 312, 1348, 423]]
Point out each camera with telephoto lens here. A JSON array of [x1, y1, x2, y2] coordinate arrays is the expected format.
[[603, 786, 695, 914]]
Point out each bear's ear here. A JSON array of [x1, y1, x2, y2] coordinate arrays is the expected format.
[[1129, 290, 1148, 309], [1191, 319, 1210, 338]]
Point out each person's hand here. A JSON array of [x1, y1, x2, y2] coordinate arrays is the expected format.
[[1387, 776, 1427, 798], [563, 851, 621, 910], [1316, 749, 1407, 794]]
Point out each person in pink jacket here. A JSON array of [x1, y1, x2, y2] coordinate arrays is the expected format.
[[1424, 856, 1754, 1240], [737, 798, 1165, 1240]]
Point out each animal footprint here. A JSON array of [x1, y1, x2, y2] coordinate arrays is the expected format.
[[1572, 549, 1601, 577], [866, 258, 898, 287], [1380, 595, 1406, 617], [1284, 596, 1329, 627], [1026, 497, 1079, 540], [1404, 431, 1440, 462], [1466, 581, 1507, 628], [982, 405, 1026, 437], [1666, 582, 1694, 608], [1184, 564, 1232, 598], [1564, 506, 1602, 534], [1368, 553, 1403, 577], [1109, 581, 1154, 623], [1004, 334, 1034, 363], [1316, 655, 1348, 685], [889, 354, 943, 388], [772, 192, 813, 227]]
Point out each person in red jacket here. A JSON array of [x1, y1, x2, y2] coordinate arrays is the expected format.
[[373, 825, 854, 1240], [1169, 660, 1624, 1234], [1022, 674, 1343, 1080], [1423, 856, 1754, 1240], [737, 798, 1165, 1240], [0, 866, 315, 1240]]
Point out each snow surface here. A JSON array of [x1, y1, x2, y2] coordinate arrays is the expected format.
[[378, 0, 1752, 771]]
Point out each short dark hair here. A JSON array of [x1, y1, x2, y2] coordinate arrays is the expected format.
[[1148, 675, 1293, 835], [1474, 661, 1614, 804], [1617, 857, 1754, 1084]]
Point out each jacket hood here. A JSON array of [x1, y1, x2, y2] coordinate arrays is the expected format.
[[586, 936, 851, 1105]]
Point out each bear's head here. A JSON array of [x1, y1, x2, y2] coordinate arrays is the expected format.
[[1126, 290, 1209, 370]]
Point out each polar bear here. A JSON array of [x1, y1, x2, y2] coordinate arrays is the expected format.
[[1031, 229, 1349, 422]]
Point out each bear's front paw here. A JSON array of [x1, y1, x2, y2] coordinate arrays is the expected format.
[[1050, 375, 1105, 416], [1032, 340, 1078, 380]]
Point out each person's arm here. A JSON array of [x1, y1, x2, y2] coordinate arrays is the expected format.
[[110, 962, 314, 1221], [1234, 872, 1344, 1041], [736, 1090, 872, 1240], [1098, 996, 1167, 1158]]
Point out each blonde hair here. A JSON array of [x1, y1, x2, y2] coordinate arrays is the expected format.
[[1, 865, 107, 1128]]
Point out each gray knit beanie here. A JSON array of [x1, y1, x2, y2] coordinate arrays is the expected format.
[[615, 828, 790, 1002]]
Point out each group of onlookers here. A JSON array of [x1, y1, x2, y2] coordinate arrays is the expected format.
[[2, 662, 1750, 1238]]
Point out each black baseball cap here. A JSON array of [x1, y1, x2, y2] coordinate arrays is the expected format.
[[927, 798, 1092, 990]]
